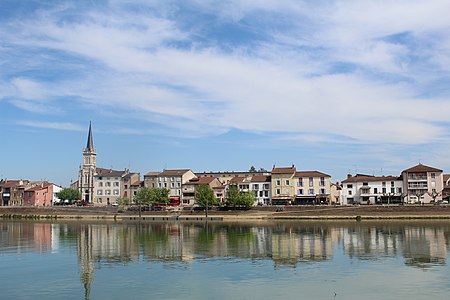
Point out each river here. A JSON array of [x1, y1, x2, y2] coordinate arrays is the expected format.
[[1, 220, 450, 299]]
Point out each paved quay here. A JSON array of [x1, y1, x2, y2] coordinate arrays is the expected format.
[[2, 205, 450, 221]]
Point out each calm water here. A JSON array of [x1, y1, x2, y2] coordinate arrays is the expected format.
[[1, 220, 450, 300]]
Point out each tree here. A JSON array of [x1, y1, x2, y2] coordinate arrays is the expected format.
[[150, 188, 170, 205], [195, 184, 217, 208], [249, 166, 257, 172], [116, 196, 131, 208], [239, 192, 257, 208], [225, 185, 241, 208], [56, 188, 81, 204], [134, 188, 153, 206], [225, 186, 256, 209], [428, 191, 441, 204]]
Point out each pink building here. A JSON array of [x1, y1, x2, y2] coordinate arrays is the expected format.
[[24, 183, 60, 207]]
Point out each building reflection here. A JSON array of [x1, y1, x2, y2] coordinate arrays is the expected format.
[[2, 220, 450, 299]]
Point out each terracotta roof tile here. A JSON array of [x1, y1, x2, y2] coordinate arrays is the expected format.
[[295, 171, 330, 178], [402, 164, 442, 173], [250, 175, 271, 182], [158, 169, 191, 176], [342, 175, 401, 183], [271, 167, 296, 174], [96, 167, 128, 177]]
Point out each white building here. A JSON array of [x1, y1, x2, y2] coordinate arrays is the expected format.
[[341, 174, 403, 205], [250, 175, 271, 205]]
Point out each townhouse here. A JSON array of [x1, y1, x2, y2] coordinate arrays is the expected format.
[[1, 180, 26, 206], [250, 175, 271, 205], [402, 164, 443, 204], [23, 182, 62, 207], [271, 166, 296, 205], [151, 169, 196, 206], [294, 171, 331, 205], [182, 176, 224, 205], [341, 174, 403, 205], [94, 168, 126, 205]]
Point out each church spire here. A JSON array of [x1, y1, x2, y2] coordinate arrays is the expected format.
[[86, 121, 94, 151]]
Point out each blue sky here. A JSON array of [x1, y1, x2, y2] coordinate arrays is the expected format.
[[1, 0, 450, 186]]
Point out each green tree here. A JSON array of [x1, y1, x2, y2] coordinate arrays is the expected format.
[[134, 188, 153, 206], [150, 188, 170, 205], [225, 186, 256, 209], [116, 196, 131, 208], [134, 188, 170, 206], [225, 185, 241, 208], [195, 184, 217, 208], [238, 192, 256, 208], [249, 166, 257, 172], [56, 188, 81, 204]]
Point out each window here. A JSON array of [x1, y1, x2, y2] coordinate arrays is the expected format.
[[308, 189, 314, 195], [263, 184, 270, 190], [374, 188, 378, 194], [97, 190, 103, 195], [320, 189, 326, 194], [105, 190, 111, 195], [171, 177, 174, 181], [113, 190, 119, 195], [276, 189, 281, 195], [397, 187, 402, 193], [298, 189, 304, 195], [363, 182, 368, 186], [382, 188, 386, 193], [347, 184, 353, 188], [298, 179, 303, 187], [391, 181, 394, 187], [276, 180, 281, 186], [285, 180, 290, 186], [164, 177, 167, 182], [264, 191, 269, 197], [382, 182, 386, 187], [113, 182, 119, 187], [259, 191, 263, 197], [348, 190, 352, 195], [158, 183, 162, 188], [391, 187, 395, 193], [105, 182, 111, 187], [164, 183, 167, 188], [253, 184, 259, 190], [431, 173, 436, 179], [309, 177, 313, 187], [171, 182, 175, 188], [177, 182, 181, 188], [320, 177, 325, 186], [124, 185, 128, 189], [97, 198, 102, 203], [98, 182, 103, 187]]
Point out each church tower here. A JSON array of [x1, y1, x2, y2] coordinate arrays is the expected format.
[[78, 122, 96, 204]]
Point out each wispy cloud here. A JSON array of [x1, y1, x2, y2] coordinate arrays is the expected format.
[[1, 0, 450, 147], [17, 120, 84, 132]]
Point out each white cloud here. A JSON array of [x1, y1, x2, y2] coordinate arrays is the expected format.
[[17, 120, 84, 131], [1, 0, 450, 146]]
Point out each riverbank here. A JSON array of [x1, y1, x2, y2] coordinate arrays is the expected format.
[[2, 205, 450, 221]]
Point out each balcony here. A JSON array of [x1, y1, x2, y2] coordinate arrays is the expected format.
[[359, 187, 371, 196]]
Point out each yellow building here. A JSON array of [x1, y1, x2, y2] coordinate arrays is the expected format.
[[294, 171, 331, 205], [271, 166, 296, 205]]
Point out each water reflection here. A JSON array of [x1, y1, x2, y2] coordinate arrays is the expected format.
[[1, 221, 450, 298]]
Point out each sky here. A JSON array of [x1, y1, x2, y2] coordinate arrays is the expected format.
[[1, 0, 450, 186]]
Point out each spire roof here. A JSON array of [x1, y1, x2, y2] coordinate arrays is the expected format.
[[86, 122, 94, 151]]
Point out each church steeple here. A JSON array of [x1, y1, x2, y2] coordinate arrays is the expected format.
[[86, 121, 94, 151], [79, 122, 96, 204]]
